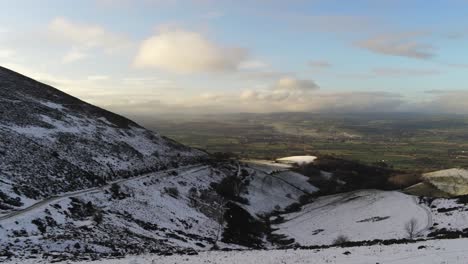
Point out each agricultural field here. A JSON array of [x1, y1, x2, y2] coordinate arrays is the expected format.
[[139, 112, 468, 172]]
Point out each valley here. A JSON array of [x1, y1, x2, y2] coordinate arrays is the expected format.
[[141, 113, 468, 171], [1, 66, 468, 263]]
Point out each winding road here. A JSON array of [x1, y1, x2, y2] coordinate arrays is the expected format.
[[0, 164, 203, 222], [412, 196, 434, 236]]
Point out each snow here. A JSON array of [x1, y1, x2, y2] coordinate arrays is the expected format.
[[245, 160, 292, 170], [276, 156, 317, 165], [39, 101, 65, 110], [429, 198, 468, 231], [273, 190, 430, 245], [9, 238, 468, 264], [242, 163, 318, 214]]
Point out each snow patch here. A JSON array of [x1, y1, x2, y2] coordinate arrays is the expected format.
[[276, 156, 317, 165]]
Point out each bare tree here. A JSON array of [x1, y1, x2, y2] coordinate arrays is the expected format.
[[211, 198, 227, 249], [187, 185, 227, 249], [405, 218, 419, 239]]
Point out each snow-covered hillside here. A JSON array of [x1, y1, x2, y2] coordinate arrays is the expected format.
[[242, 164, 318, 214], [272, 190, 431, 245], [268, 188, 468, 248], [0, 158, 319, 259], [3, 66, 468, 263], [0, 66, 323, 261], [8, 238, 468, 264], [0, 66, 205, 214]]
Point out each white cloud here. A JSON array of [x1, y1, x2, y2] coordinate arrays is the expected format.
[[196, 89, 404, 114], [357, 32, 435, 59], [134, 28, 248, 73], [49, 17, 130, 56], [87, 75, 110, 81], [239, 77, 319, 103], [62, 49, 88, 63], [240, 90, 259, 100], [274, 77, 319, 91], [0, 49, 14, 58]]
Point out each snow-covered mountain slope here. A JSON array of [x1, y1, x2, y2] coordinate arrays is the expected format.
[[0, 66, 205, 213], [269, 188, 468, 247], [11, 238, 468, 264], [271, 190, 432, 246], [0, 66, 322, 260], [0, 165, 219, 258], [242, 163, 318, 214], [0, 160, 319, 259]]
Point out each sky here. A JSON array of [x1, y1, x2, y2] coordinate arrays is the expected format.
[[1, 0, 468, 116]]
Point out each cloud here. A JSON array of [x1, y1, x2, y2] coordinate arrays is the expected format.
[[87, 75, 110, 81], [49, 17, 130, 56], [134, 28, 248, 73], [62, 49, 88, 63], [236, 83, 403, 113], [0, 49, 14, 58], [239, 77, 319, 103], [274, 77, 319, 91], [357, 32, 435, 59], [414, 90, 468, 114]]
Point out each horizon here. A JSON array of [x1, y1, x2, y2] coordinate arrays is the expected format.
[[1, 0, 468, 116]]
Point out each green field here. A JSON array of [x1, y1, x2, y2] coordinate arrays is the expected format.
[[139, 112, 468, 172]]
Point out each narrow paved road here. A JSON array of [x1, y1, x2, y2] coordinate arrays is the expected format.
[[0, 164, 202, 222], [412, 196, 434, 235]]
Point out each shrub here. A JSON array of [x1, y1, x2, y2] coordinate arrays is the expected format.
[[109, 183, 128, 200], [333, 235, 349, 245], [215, 176, 244, 200], [165, 187, 179, 198], [31, 218, 46, 234], [93, 211, 104, 225]]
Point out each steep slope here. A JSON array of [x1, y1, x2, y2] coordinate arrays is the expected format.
[[271, 190, 431, 246], [0, 66, 205, 213], [0, 161, 318, 260], [0, 67, 320, 261]]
